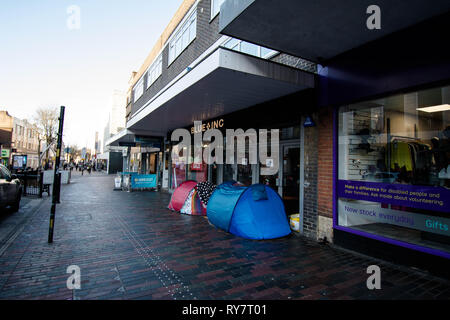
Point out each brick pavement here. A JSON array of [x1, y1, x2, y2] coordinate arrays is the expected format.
[[0, 172, 449, 300]]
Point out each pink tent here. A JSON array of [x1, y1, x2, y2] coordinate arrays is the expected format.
[[168, 180, 198, 212]]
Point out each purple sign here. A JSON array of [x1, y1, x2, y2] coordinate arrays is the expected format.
[[338, 180, 450, 213]]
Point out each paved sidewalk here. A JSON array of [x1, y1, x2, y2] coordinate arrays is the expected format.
[[0, 172, 449, 300]]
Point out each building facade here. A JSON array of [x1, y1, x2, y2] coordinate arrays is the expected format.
[[108, 0, 316, 204], [218, 0, 450, 275], [0, 110, 42, 169], [0, 111, 14, 166], [107, 0, 450, 275]]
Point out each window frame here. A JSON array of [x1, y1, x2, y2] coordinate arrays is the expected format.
[[167, 7, 197, 66], [210, 0, 225, 21], [222, 38, 279, 60], [146, 54, 163, 90], [133, 77, 144, 103]]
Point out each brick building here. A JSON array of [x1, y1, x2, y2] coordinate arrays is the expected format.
[[0, 110, 42, 169], [218, 0, 450, 273], [107, 0, 450, 273], [0, 111, 14, 166], [108, 0, 318, 208]]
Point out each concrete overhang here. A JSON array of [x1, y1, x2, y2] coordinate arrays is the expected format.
[[127, 47, 315, 134], [105, 129, 163, 147], [219, 0, 450, 63]]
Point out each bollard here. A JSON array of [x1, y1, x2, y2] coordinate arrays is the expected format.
[[56, 172, 61, 204], [39, 171, 43, 198]]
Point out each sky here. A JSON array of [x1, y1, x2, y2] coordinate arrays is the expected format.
[[0, 0, 183, 150]]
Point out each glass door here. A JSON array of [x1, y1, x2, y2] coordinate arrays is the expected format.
[[281, 143, 300, 216], [258, 141, 300, 216]]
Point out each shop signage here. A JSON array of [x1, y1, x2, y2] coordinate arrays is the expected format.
[[135, 136, 161, 148], [1, 149, 10, 158], [130, 174, 157, 189], [135, 136, 160, 143], [190, 162, 203, 171], [303, 116, 315, 127], [119, 142, 137, 147], [140, 147, 160, 153], [191, 119, 224, 134], [338, 180, 450, 213], [338, 200, 449, 236]]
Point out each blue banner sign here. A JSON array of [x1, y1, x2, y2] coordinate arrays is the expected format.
[[130, 174, 157, 189]]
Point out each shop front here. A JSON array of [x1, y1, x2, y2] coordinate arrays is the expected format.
[[128, 141, 163, 189], [123, 45, 314, 216], [218, 0, 450, 270], [322, 13, 450, 269], [105, 130, 165, 189], [336, 85, 450, 259], [169, 126, 302, 216], [167, 89, 315, 218], [1, 149, 10, 166]]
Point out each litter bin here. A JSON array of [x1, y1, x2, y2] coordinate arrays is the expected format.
[[114, 175, 122, 190]]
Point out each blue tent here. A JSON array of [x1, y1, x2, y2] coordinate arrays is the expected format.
[[207, 182, 291, 240]]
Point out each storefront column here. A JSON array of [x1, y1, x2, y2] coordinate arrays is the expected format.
[[299, 117, 305, 234], [155, 152, 160, 189]]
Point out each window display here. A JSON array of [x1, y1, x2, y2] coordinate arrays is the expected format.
[[338, 85, 450, 254], [187, 144, 208, 183], [171, 144, 187, 188], [187, 161, 207, 183]]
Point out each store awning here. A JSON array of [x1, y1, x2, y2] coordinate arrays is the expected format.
[[127, 47, 314, 134], [105, 129, 163, 147], [96, 152, 110, 160], [218, 0, 450, 63]]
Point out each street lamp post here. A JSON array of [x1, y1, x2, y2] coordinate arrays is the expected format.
[[48, 106, 65, 244]]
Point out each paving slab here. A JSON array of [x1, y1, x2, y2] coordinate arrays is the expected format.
[[0, 171, 448, 300]]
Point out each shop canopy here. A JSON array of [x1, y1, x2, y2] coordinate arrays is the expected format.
[[219, 0, 450, 63], [126, 47, 314, 136], [105, 128, 163, 148]]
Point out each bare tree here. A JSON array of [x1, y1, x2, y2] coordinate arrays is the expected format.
[[68, 144, 81, 162], [34, 107, 59, 165]]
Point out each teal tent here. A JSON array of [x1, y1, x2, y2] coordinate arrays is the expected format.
[[207, 182, 291, 240]]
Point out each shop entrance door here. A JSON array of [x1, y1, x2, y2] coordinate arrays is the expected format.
[[280, 143, 300, 216], [259, 141, 300, 216]]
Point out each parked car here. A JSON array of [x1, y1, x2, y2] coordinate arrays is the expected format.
[[0, 164, 22, 212]]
